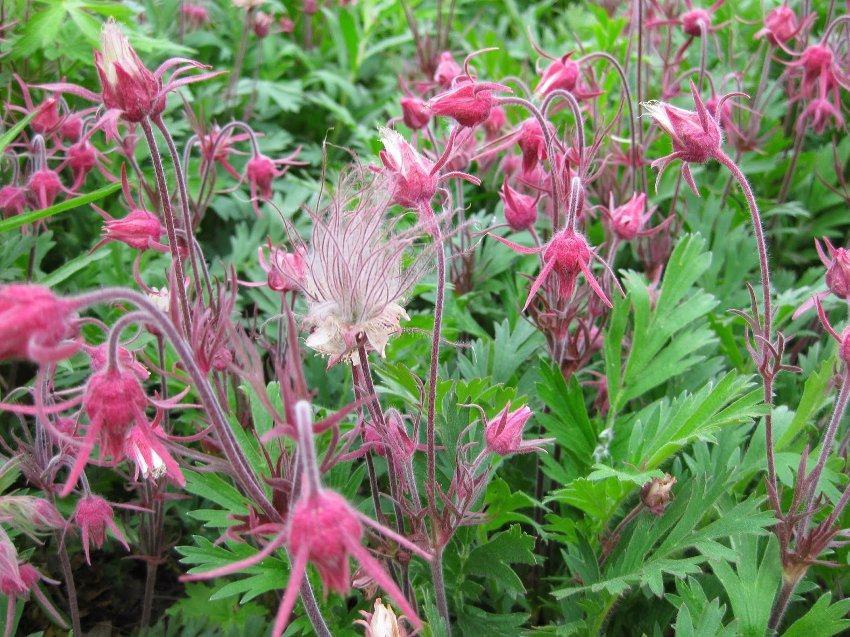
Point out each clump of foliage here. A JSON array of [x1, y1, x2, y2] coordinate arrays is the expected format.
[[1, 1, 849, 636]]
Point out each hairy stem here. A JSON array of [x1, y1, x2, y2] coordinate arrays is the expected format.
[[714, 150, 777, 510], [431, 545, 452, 636], [53, 530, 82, 636], [139, 118, 192, 337]]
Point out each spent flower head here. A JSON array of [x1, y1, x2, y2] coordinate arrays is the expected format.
[[296, 167, 431, 366]]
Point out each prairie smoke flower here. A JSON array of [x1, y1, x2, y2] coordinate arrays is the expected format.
[[356, 598, 406, 637], [798, 97, 844, 134], [0, 496, 64, 539], [433, 51, 462, 88], [38, 19, 221, 130], [61, 366, 149, 496], [535, 52, 580, 96], [428, 78, 511, 128], [296, 169, 427, 366], [499, 180, 538, 231], [60, 113, 85, 143], [0, 285, 80, 364], [125, 420, 185, 485], [400, 96, 430, 130], [490, 227, 621, 311], [258, 242, 306, 292], [603, 192, 668, 242], [73, 495, 129, 564], [92, 166, 167, 253], [181, 3, 210, 29], [516, 118, 549, 174], [483, 404, 554, 456], [379, 127, 437, 208], [27, 168, 63, 210], [643, 80, 742, 196], [182, 401, 429, 636], [794, 238, 850, 318], [755, 5, 801, 45], [245, 150, 305, 216], [0, 185, 27, 217]]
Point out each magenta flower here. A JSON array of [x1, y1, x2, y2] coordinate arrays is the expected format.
[[0, 285, 80, 364], [643, 80, 744, 196], [0, 186, 27, 217], [125, 419, 185, 486], [400, 95, 430, 130], [798, 97, 844, 134], [535, 52, 580, 96], [499, 179, 538, 232], [38, 18, 223, 131], [603, 192, 670, 242], [257, 242, 306, 292], [379, 127, 438, 208], [27, 168, 64, 210], [793, 237, 850, 319], [484, 404, 554, 456], [72, 495, 130, 565], [755, 5, 803, 46], [244, 150, 305, 216], [490, 227, 621, 311], [433, 51, 462, 88], [91, 166, 167, 253]]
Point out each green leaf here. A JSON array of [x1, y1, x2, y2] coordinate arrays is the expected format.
[[536, 362, 597, 468], [456, 606, 530, 637], [183, 471, 249, 517], [465, 525, 537, 595], [39, 249, 110, 287], [0, 183, 122, 234], [0, 113, 36, 155], [782, 593, 850, 637], [710, 535, 782, 637]]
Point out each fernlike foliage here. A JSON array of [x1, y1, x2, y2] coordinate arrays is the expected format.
[[0, 1, 849, 637]]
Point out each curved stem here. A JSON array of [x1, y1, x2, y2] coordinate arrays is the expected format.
[[714, 150, 777, 508], [72, 287, 332, 637], [139, 118, 192, 337]]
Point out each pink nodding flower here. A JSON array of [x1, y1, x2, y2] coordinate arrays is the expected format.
[[433, 51, 462, 88], [794, 238, 850, 319], [604, 192, 669, 242], [91, 166, 167, 253], [378, 127, 438, 208], [0, 186, 27, 217], [181, 3, 210, 29], [535, 52, 580, 96], [755, 5, 801, 46], [484, 404, 554, 456], [0, 285, 79, 364], [125, 419, 185, 486], [643, 80, 743, 196], [61, 367, 149, 496], [400, 96, 430, 130], [60, 113, 85, 143], [516, 118, 548, 174], [37, 18, 222, 128], [483, 105, 507, 139], [84, 342, 150, 381], [428, 80, 510, 128], [30, 97, 62, 136], [258, 242, 306, 292], [499, 180, 538, 231], [798, 97, 844, 134], [245, 149, 305, 215], [490, 227, 622, 311], [73, 495, 130, 565], [27, 168, 64, 210]]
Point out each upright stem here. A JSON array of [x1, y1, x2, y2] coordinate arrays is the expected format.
[[431, 545, 451, 636], [426, 225, 445, 515], [426, 221, 451, 635], [769, 569, 805, 631], [152, 115, 207, 301], [226, 9, 253, 104], [800, 368, 850, 531], [714, 150, 777, 508], [778, 131, 804, 204], [53, 530, 82, 636], [139, 118, 192, 337]]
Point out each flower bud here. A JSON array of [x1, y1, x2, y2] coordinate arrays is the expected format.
[[378, 128, 437, 209], [0, 185, 27, 217], [95, 19, 164, 122], [400, 96, 430, 130], [535, 54, 579, 96], [73, 495, 129, 564], [60, 113, 84, 143], [433, 51, 461, 88], [428, 84, 495, 128], [484, 404, 533, 456], [499, 180, 537, 231], [681, 9, 711, 37], [0, 285, 79, 364], [640, 474, 676, 515], [83, 367, 147, 458], [755, 6, 799, 46]]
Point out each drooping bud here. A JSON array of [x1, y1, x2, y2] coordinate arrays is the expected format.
[[483, 106, 507, 139], [0, 285, 79, 364], [101, 209, 166, 251], [253, 11, 273, 38], [642, 82, 722, 164], [681, 9, 712, 37], [428, 84, 495, 128], [640, 474, 677, 515], [400, 96, 430, 130], [0, 185, 27, 217], [31, 98, 62, 136], [72, 495, 130, 564], [378, 127, 437, 209], [433, 51, 461, 88], [27, 168, 63, 209], [755, 6, 799, 46], [60, 112, 84, 143], [516, 118, 548, 174], [535, 53, 580, 96], [607, 193, 649, 241], [246, 154, 279, 199], [259, 244, 306, 292], [83, 367, 148, 459], [499, 180, 537, 231]]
